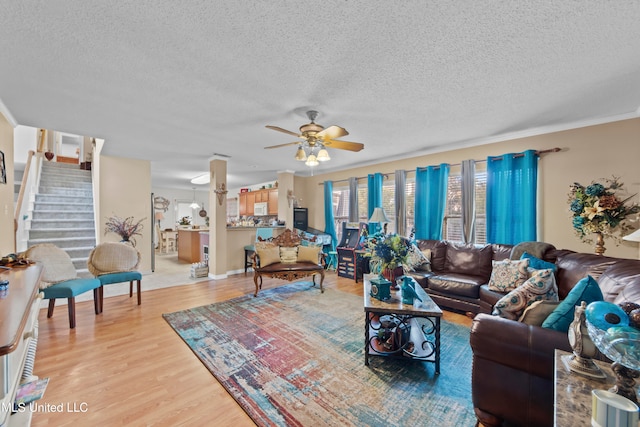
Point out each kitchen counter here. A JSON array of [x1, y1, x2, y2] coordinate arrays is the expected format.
[[227, 225, 285, 230]]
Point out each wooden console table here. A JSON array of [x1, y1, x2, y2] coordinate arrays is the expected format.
[[0, 264, 43, 427]]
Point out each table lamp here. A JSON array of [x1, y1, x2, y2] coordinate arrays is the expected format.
[[623, 229, 640, 259], [155, 212, 165, 228], [369, 207, 389, 234], [623, 229, 640, 243]]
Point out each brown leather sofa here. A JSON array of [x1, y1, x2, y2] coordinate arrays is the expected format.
[[408, 240, 557, 314], [470, 250, 640, 427]]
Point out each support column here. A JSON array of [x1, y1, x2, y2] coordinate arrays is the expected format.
[[277, 170, 295, 229], [209, 157, 228, 279]]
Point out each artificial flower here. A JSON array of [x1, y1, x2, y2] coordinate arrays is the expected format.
[[568, 177, 639, 245]]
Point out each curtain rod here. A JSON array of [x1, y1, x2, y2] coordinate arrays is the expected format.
[[318, 147, 561, 185]]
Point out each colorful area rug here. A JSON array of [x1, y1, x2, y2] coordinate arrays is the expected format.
[[163, 282, 476, 426]]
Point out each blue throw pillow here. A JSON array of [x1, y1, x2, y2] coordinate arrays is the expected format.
[[520, 251, 557, 272], [541, 275, 603, 332]]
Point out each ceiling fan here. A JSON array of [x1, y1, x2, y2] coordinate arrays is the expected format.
[[264, 110, 364, 166]]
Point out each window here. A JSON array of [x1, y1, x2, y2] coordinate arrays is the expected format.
[[332, 186, 349, 243], [443, 171, 486, 244]]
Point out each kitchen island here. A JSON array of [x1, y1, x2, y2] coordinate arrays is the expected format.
[[177, 228, 209, 263]]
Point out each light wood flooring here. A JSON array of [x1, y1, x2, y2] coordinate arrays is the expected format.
[[32, 269, 473, 426]]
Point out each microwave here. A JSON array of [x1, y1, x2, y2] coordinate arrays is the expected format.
[[254, 202, 268, 216]]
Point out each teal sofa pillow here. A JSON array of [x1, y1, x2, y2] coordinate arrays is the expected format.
[[520, 251, 557, 272], [541, 275, 603, 332]]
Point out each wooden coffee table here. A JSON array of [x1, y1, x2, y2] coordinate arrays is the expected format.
[[363, 274, 443, 374]]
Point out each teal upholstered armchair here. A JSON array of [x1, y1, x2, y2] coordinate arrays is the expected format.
[[24, 243, 101, 329], [87, 242, 142, 310]]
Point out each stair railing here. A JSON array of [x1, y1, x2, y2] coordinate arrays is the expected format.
[[14, 150, 43, 252]]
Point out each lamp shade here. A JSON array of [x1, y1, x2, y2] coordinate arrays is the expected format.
[[305, 154, 319, 167], [295, 146, 307, 161], [316, 148, 330, 162], [155, 212, 165, 221], [369, 207, 389, 223], [623, 229, 640, 243]]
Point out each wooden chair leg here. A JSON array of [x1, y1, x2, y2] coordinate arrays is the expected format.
[[136, 280, 141, 305], [99, 286, 104, 313], [47, 299, 55, 318], [129, 281, 133, 298], [67, 297, 76, 329], [93, 288, 100, 315]]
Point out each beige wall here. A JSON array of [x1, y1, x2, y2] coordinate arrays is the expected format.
[[0, 113, 14, 255], [98, 155, 153, 272], [300, 118, 640, 259]]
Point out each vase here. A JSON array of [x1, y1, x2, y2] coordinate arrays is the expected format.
[[594, 232, 606, 256], [382, 266, 404, 287]]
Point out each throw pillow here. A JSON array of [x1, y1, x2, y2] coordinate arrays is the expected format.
[[520, 251, 557, 272], [254, 240, 276, 251], [492, 268, 559, 320], [488, 258, 530, 292], [279, 247, 298, 264], [297, 245, 321, 263], [518, 300, 561, 326], [256, 246, 280, 267], [541, 275, 603, 332], [405, 244, 431, 272]]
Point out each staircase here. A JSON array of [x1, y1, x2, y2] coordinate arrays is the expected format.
[[27, 162, 96, 277]]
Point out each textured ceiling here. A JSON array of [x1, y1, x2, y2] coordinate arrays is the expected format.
[[1, 1, 640, 190]]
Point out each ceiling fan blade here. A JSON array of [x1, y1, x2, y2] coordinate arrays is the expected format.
[[316, 125, 348, 140], [264, 141, 300, 149], [265, 125, 302, 138], [323, 139, 364, 152]]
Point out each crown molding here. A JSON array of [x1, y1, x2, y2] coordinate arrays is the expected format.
[[0, 98, 17, 128]]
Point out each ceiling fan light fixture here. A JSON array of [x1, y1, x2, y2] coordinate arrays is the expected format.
[[316, 148, 330, 162], [295, 146, 307, 161], [305, 154, 319, 167]]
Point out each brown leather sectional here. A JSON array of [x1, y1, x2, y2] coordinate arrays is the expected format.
[[470, 250, 640, 427], [408, 240, 556, 315]]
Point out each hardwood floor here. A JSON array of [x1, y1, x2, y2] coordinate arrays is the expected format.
[[32, 271, 472, 426]]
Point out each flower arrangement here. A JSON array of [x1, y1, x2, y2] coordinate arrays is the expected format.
[[365, 232, 410, 273], [568, 177, 639, 244], [104, 215, 145, 247], [178, 216, 191, 226]]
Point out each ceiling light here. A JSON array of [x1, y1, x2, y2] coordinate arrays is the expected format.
[[295, 146, 307, 161], [305, 154, 319, 167], [316, 148, 330, 162], [190, 173, 210, 185]]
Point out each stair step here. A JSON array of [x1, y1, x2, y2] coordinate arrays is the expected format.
[[32, 211, 94, 220], [30, 219, 95, 229], [35, 195, 94, 205], [28, 236, 97, 247], [29, 228, 96, 239], [38, 187, 93, 197]]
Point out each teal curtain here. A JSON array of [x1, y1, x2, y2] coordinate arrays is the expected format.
[[486, 150, 538, 244], [414, 164, 449, 240], [323, 181, 337, 251], [367, 173, 383, 234]]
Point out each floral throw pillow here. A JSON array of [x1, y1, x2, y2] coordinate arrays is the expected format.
[[492, 268, 559, 320], [488, 258, 530, 292], [405, 244, 431, 272]]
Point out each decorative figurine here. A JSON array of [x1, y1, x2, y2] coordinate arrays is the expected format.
[[564, 301, 605, 378]]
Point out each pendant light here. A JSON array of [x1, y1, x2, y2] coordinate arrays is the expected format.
[[316, 147, 330, 162], [189, 188, 200, 209], [295, 146, 307, 161], [305, 153, 319, 167]]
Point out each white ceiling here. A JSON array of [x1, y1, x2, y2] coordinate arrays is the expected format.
[[1, 1, 640, 190]]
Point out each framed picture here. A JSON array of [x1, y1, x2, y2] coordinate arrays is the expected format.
[[0, 150, 6, 184]]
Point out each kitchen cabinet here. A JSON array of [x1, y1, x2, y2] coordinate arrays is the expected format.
[[239, 188, 278, 216]]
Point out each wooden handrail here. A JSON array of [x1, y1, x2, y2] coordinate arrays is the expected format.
[[37, 129, 46, 153], [14, 150, 35, 249]]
